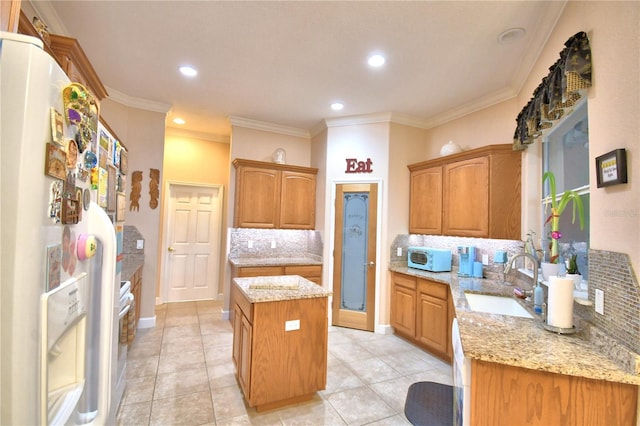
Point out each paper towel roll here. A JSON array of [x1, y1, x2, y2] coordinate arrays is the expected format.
[[547, 276, 575, 328]]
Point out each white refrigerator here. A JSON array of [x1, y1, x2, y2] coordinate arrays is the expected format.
[[1, 32, 119, 425]]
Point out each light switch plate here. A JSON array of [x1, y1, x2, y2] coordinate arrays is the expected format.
[[271, 240, 276, 249], [397, 247, 402, 257], [595, 289, 604, 315], [136, 240, 144, 250], [482, 254, 489, 265], [248, 240, 253, 249]]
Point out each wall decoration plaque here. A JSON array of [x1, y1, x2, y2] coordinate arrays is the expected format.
[[596, 148, 628, 188]]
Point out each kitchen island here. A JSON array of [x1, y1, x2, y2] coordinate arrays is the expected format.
[[231, 275, 331, 411], [389, 265, 640, 425]]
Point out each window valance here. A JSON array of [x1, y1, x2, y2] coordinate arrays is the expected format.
[[513, 31, 592, 150]]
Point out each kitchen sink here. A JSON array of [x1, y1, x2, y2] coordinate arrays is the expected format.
[[464, 293, 533, 319]]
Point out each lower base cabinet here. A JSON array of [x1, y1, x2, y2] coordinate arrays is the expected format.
[[231, 283, 328, 411], [471, 359, 638, 425], [391, 272, 453, 362]]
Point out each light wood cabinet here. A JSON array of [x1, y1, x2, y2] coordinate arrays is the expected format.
[[390, 273, 417, 337], [131, 267, 142, 330], [231, 282, 328, 411], [471, 359, 638, 425], [390, 272, 453, 362], [236, 265, 322, 285], [416, 278, 449, 356], [409, 166, 443, 234], [233, 159, 317, 229], [408, 144, 521, 239]]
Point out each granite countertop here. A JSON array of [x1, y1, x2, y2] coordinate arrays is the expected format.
[[233, 275, 331, 303], [389, 264, 640, 386], [228, 257, 323, 267], [122, 254, 144, 282]]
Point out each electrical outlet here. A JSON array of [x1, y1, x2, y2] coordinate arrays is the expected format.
[[271, 240, 276, 249], [248, 240, 253, 249], [136, 240, 144, 250], [482, 254, 489, 265], [595, 289, 604, 315], [397, 247, 402, 257]]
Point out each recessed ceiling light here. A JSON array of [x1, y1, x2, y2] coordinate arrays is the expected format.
[[331, 102, 344, 111], [173, 117, 186, 125], [368, 54, 386, 67], [178, 65, 198, 77], [498, 28, 526, 44]]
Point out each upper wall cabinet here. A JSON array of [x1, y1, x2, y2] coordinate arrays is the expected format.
[[18, 12, 108, 103], [233, 159, 318, 229], [408, 144, 521, 240]]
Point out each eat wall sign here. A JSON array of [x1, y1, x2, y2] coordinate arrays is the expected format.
[[345, 158, 373, 174]]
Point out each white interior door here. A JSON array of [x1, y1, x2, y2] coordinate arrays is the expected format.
[[165, 183, 223, 302]]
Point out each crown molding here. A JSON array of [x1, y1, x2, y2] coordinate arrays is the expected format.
[[165, 126, 230, 144], [228, 116, 310, 139], [421, 87, 518, 129], [106, 86, 172, 113]]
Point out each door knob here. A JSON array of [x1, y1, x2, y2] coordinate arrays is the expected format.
[[368, 261, 375, 267], [168, 247, 175, 252]]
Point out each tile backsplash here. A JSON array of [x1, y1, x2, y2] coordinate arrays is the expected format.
[[228, 228, 323, 260]]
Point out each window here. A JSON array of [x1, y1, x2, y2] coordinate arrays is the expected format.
[[542, 101, 590, 279]]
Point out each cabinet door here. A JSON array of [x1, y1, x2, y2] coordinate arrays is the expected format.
[[443, 156, 489, 237], [232, 305, 242, 369], [238, 314, 253, 399], [390, 273, 417, 336], [280, 171, 316, 229], [416, 292, 448, 355], [235, 166, 281, 228], [416, 279, 449, 357], [409, 166, 443, 234]]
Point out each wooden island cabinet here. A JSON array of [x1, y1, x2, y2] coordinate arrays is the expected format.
[[408, 144, 521, 239], [233, 159, 317, 230], [231, 276, 330, 411]]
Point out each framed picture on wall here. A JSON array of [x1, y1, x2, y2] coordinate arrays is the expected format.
[[596, 148, 628, 188]]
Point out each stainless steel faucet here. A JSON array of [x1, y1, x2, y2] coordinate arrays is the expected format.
[[504, 253, 540, 297]]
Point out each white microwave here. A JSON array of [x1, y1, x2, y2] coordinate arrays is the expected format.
[[407, 247, 452, 272]]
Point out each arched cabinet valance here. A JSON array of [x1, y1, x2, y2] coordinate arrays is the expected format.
[[513, 31, 592, 150]]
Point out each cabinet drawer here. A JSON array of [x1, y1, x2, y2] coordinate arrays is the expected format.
[[418, 278, 448, 300], [284, 265, 321, 277], [237, 266, 284, 277], [394, 273, 417, 290]]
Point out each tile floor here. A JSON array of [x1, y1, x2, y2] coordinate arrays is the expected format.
[[116, 300, 453, 425]]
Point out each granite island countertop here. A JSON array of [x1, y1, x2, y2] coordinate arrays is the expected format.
[[389, 264, 640, 386], [122, 254, 144, 282], [229, 256, 322, 268], [233, 275, 331, 303]]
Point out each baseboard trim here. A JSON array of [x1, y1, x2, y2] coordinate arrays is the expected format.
[[221, 310, 230, 320], [375, 324, 393, 335], [137, 316, 156, 329]]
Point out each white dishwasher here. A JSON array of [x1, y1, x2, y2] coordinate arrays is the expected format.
[[452, 318, 471, 426]]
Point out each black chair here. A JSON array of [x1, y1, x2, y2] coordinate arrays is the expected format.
[[404, 381, 453, 425]]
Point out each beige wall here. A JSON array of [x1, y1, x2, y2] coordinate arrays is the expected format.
[[160, 131, 230, 300], [100, 99, 166, 323]]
